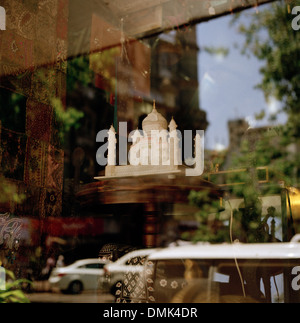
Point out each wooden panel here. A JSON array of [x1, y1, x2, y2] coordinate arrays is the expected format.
[[124, 6, 163, 37], [101, 0, 276, 38], [107, 0, 170, 15]]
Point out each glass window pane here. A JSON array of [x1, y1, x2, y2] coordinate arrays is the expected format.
[[1, 0, 300, 304]]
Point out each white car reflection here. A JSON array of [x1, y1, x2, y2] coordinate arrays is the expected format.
[[49, 258, 107, 294]]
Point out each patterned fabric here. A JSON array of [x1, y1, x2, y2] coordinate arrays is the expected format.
[[119, 259, 190, 303], [115, 256, 152, 303], [56, 0, 69, 40], [24, 137, 46, 187], [40, 188, 63, 218], [55, 70, 67, 106], [26, 100, 53, 143], [0, 68, 33, 98], [44, 144, 64, 191], [0, 0, 68, 221], [16, 183, 41, 218], [0, 30, 34, 72], [144, 260, 156, 303], [31, 67, 56, 105], [0, 128, 27, 181], [4, 0, 37, 40], [34, 4, 57, 67], [24, 139, 64, 210], [55, 40, 68, 73]]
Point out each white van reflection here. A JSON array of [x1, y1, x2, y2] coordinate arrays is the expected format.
[[143, 241, 300, 303]]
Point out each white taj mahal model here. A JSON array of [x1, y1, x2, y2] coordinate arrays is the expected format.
[[102, 101, 203, 178]]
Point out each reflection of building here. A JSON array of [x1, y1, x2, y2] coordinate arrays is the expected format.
[[150, 28, 208, 133], [228, 119, 249, 153]]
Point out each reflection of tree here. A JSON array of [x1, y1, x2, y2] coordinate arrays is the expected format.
[[0, 90, 27, 132], [187, 2, 300, 243], [67, 55, 95, 91], [233, 1, 300, 121], [195, 2, 300, 243], [231, 1, 300, 183], [229, 1, 300, 240], [89, 48, 119, 93], [232, 201, 277, 243], [186, 190, 230, 243], [0, 176, 25, 206], [51, 97, 84, 147]]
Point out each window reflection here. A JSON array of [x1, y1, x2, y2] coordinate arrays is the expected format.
[[0, 0, 300, 303]]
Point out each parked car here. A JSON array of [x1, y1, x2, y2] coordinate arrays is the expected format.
[[99, 248, 159, 295], [143, 240, 300, 303], [49, 258, 108, 294]]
